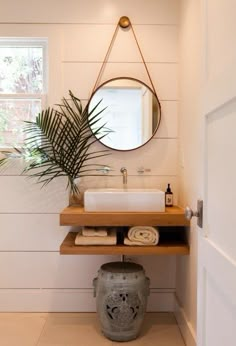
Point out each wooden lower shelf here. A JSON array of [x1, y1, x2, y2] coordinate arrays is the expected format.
[[60, 232, 190, 256]]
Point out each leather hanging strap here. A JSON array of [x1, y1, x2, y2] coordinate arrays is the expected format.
[[91, 22, 120, 94], [91, 17, 158, 97], [129, 23, 157, 98]]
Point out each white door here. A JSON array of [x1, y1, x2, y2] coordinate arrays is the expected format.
[[197, 1, 236, 345]]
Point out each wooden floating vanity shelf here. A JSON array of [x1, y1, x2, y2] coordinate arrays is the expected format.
[[60, 206, 190, 256]]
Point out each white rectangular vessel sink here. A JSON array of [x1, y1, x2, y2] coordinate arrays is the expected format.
[[84, 188, 165, 212]]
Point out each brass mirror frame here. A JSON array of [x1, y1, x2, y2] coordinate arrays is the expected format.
[[88, 77, 162, 152]]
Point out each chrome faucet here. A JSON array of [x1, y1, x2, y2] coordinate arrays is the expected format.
[[120, 167, 127, 186]]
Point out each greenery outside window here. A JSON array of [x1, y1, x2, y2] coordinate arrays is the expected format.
[[0, 38, 47, 148]]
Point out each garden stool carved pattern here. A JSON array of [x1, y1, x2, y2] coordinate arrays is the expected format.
[[93, 262, 150, 341]]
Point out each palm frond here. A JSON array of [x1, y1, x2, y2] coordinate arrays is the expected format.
[[21, 90, 111, 192], [0, 158, 8, 167]]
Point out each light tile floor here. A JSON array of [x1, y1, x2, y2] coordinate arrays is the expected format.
[[0, 312, 185, 346]]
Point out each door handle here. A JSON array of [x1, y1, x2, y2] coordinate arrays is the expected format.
[[185, 200, 203, 228]]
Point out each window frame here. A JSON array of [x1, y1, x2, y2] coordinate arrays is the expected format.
[[0, 37, 48, 149]]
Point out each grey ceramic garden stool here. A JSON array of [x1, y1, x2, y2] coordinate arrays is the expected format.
[[93, 261, 150, 341]]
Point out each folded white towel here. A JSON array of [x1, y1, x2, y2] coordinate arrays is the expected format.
[[75, 229, 117, 245], [124, 237, 157, 246], [124, 226, 159, 246], [81, 227, 108, 237]]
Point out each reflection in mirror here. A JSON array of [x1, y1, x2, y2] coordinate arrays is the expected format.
[[88, 77, 161, 151]]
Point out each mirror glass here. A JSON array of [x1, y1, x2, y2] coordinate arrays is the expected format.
[[88, 77, 161, 151]]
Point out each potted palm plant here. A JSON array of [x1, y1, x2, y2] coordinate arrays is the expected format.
[[0, 90, 110, 203]]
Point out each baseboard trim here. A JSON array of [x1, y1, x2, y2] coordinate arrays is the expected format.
[[174, 296, 196, 346], [0, 288, 175, 312]]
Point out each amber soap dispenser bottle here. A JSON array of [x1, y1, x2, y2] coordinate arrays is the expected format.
[[165, 183, 173, 207]]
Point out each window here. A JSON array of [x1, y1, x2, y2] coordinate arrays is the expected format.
[[0, 38, 47, 147]]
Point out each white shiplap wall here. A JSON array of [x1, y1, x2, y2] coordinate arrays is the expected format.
[[0, 0, 179, 311]]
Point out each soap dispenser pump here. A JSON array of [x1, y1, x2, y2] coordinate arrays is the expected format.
[[165, 183, 173, 207]]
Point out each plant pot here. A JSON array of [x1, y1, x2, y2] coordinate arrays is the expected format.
[[69, 191, 82, 206], [68, 178, 84, 206]]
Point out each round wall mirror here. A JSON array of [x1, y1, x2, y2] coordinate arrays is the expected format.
[[88, 77, 161, 151]]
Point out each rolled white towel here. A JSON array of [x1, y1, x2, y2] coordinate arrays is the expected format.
[[75, 229, 117, 245], [81, 227, 108, 237], [124, 226, 159, 246]]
